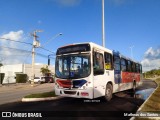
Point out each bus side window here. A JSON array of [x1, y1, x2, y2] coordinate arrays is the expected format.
[[140, 64, 142, 73], [121, 58, 127, 72], [131, 62, 136, 72], [104, 52, 113, 70], [93, 51, 104, 75], [127, 60, 132, 72], [113, 56, 120, 71], [136, 63, 139, 73]]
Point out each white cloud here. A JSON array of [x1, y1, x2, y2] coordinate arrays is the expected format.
[[1, 30, 23, 40], [141, 47, 160, 72], [53, 0, 82, 7], [109, 0, 133, 6], [37, 20, 42, 24], [0, 30, 24, 47], [0, 30, 31, 64]]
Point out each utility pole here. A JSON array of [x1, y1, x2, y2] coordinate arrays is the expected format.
[[31, 30, 42, 86], [102, 0, 105, 47]]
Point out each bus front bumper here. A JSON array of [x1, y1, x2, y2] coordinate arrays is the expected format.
[[55, 88, 93, 99]]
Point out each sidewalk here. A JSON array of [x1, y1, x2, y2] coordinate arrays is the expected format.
[[0, 82, 52, 91], [0, 83, 54, 105]]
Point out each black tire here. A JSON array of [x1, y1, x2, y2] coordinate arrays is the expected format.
[[105, 83, 113, 102], [28, 80, 31, 84], [38, 81, 41, 84]]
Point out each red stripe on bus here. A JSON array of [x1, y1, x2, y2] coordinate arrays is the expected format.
[[56, 79, 71, 88], [121, 72, 140, 83]]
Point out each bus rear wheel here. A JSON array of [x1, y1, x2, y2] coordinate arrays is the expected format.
[[105, 83, 113, 102]]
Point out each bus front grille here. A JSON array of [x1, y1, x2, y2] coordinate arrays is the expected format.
[[64, 91, 76, 95]]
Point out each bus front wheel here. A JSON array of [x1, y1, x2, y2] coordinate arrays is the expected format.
[[105, 83, 113, 102]]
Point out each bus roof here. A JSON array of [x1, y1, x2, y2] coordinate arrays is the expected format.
[[59, 42, 112, 53], [58, 42, 141, 64]]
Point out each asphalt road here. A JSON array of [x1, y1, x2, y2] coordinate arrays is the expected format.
[[0, 80, 157, 120]]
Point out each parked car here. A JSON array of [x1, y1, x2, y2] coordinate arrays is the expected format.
[[28, 77, 45, 84], [43, 76, 54, 83]]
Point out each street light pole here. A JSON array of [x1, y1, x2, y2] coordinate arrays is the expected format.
[[102, 0, 105, 47], [43, 33, 62, 47], [129, 45, 134, 59], [48, 54, 55, 66]]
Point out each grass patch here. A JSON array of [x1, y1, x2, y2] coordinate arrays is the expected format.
[[150, 96, 160, 103], [140, 78, 160, 112], [155, 78, 160, 85], [145, 100, 160, 110], [24, 91, 57, 98], [153, 91, 160, 97]]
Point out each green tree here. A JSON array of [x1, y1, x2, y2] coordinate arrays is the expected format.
[[145, 68, 160, 78], [40, 66, 51, 76], [0, 63, 3, 67], [0, 63, 3, 84]]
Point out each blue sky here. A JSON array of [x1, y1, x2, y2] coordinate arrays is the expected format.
[[0, 0, 160, 71]]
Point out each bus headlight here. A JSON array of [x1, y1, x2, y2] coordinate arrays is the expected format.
[[81, 92, 89, 96]]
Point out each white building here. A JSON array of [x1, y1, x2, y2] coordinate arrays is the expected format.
[[0, 64, 55, 84]]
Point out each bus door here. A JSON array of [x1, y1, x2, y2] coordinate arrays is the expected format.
[[113, 52, 121, 84], [93, 49, 105, 98]]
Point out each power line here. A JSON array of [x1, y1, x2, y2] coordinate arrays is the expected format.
[[0, 45, 31, 53], [0, 37, 55, 54], [0, 46, 50, 58], [0, 36, 56, 67], [39, 46, 55, 54], [0, 37, 32, 45]]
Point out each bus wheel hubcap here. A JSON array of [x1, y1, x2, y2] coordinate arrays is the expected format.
[[106, 89, 111, 97]]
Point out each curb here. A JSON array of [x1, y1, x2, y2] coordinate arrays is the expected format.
[[22, 96, 63, 102]]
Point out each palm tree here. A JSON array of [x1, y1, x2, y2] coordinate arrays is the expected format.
[[40, 66, 51, 76]]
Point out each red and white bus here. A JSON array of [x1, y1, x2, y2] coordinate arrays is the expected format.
[[54, 42, 142, 101]]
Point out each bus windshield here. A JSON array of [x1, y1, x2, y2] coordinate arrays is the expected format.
[[55, 54, 90, 79]]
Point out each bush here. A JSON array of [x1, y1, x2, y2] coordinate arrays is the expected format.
[[16, 74, 28, 83], [0, 73, 5, 84]]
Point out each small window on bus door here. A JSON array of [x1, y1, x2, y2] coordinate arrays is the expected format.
[[104, 52, 113, 70], [93, 51, 104, 75]]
